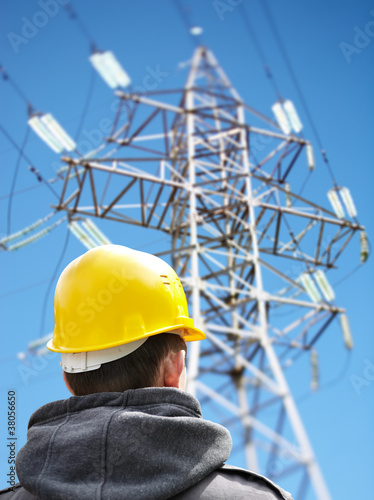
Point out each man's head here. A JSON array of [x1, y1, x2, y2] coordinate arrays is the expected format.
[[47, 244, 205, 395], [63, 333, 187, 396]]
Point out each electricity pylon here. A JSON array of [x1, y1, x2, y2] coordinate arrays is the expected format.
[[55, 47, 363, 499]]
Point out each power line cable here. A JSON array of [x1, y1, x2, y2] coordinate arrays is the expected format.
[[173, 0, 204, 48], [0, 184, 41, 201], [260, 0, 337, 186], [63, 4, 97, 51], [7, 127, 30, 235], [332, 262, 366, 287], [39, 229, 70, 337], [297, 170, 312, 197], [0, 123, 59, 199], [238, 4, 317, 197], [73, 68, 97, 140], [296, 350, 352, 404], [239, 2, 282, 101], [0, 95, 115, 152], [0, 67, 98, 206], [0, 169, 65, 201], [0, 368, 62, 393], [0, 66, 97, 204], [0, 66, 34, 112], [0, 278, 52, 299]]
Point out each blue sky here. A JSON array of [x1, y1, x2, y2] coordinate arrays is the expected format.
[[0, 1, 373, 498]]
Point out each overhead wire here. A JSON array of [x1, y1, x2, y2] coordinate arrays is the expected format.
[[73, 68, 97, 140], [0, 29, 97, 206], [239, 3, 283, 101], [0, 95, 116, 160], [332, 263, 366, 287], [0, 72, 104, 201], [6, 127, 30, 235], [296, 350, 352, 404], [0, 169, 67, 202], [39, 229, 71, 337], [173, 0, 204, 48], [0, 278, 53, 299], [260, 0, 337, 186], [0, 123, 59, 200], [297, 169, 312, 197], [63, 4, 98, 51], [0, 65, 33, 112], [0, 184, 41, 201], [0, 67, 63, 213], [1, 1, 176, 214], [239, 3, 315, 199], [0, 363, 62, 393]]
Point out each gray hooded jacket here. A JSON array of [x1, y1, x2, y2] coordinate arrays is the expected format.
[[1, 388, 292, 499]]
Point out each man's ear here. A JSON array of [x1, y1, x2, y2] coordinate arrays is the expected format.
[[162, 350, 186, 390], [62, 370, 76, 396]]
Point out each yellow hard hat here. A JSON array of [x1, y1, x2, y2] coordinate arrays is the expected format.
[[47, 245, 205, 358]]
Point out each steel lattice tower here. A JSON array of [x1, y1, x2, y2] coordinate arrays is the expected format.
[[55, 47, 363, 499]]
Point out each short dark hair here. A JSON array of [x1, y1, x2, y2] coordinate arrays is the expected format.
[[64, 333, 187, 396]]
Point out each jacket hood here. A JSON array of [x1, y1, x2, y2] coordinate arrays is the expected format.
[[16, 388, 232, 500]]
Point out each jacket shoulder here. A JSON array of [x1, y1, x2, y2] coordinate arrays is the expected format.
[[171, 464, 293, 500], [0, 484, 36, 499]]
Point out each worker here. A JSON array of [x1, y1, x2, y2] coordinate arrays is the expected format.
[[1, 245, 293, 499]]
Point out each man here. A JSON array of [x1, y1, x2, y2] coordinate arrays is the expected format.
[[1, 245, 292, 499]]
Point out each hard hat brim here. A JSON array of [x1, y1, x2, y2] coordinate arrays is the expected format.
[[47, 321, 206, 353]]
